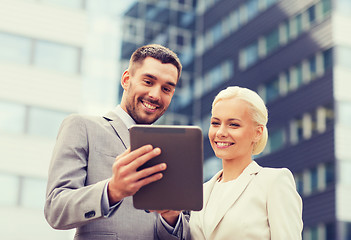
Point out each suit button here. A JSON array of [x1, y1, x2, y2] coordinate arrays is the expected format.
[[84, 211, 96, 219]]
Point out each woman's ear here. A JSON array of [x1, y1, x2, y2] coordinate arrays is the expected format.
[[253, 125, 264, 143], [121, 70, 130, 90]]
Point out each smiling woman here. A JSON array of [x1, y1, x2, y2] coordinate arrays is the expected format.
[[189, 86, 303, 240]]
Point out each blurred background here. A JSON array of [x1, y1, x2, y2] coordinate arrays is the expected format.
[[0, 0, 351, 239]]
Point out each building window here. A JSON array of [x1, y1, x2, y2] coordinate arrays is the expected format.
[[268, 128, 285, 153], [41, 0, 86, 9], [290, 119, 301, 145], [337, 46, 351, 69], [0, 101, 26, 135], [21, 177, 47, 209], [265, 78, 280, 103], [321, 0, 332, 16], [339, 161, 351, 186], [302, 113, 313, 140], [265, 0, 278, 8], [338, 101, 351, 126], [246, 0, 259, 21], [202, 60, 234, 96], [0, 173, 19, 206], [27, 107, 68, 139], [240, 41, 259, 69], [34, 40, 81, 74], [211, 22, 223, 44], [308, 5, 317, 24], [294, 174, 303, 196], [295, 173, 304, 195], [310, 167, 318, 193], [323, 48, 333, 69], [265, 28, 280, 55], [289, 63, 303, 91], [335, 0, 351, 16], [240, 1, 331, 70], [199, 0, 282, 55], [180, 11, 195, 27], [325, 162, 335, 186], [0, 32, 31, 64], [228, 10, 240, 33]]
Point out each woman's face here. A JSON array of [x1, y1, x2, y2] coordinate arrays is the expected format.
[[208, 98, 262, 162]]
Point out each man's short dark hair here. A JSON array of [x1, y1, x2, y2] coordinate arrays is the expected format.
[[129, 44, 182, 81]]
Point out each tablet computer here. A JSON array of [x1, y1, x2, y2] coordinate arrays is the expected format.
[[130, 125, 203, 211]]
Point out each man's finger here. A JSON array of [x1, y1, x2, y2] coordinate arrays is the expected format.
[[132, 162, 166, 182], [116, 145, 153, 166], [127, 147, 162, 171]]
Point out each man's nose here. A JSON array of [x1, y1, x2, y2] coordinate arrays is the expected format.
[[148, 87, 161, 101]]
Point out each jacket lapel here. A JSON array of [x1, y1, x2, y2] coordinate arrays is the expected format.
[[206, 161, 262, 238], [103, 111, 130, 149]]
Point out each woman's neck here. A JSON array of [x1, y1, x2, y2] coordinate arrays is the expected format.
[[221, 157, 252, 182]]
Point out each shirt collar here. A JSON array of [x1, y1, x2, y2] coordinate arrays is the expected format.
[[113, 105, 136, 129]]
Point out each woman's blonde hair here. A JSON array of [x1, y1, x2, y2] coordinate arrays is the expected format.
[[212, 86, 268, 155]]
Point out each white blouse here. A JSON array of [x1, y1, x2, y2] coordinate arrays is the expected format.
[[203, 178, 237, 237]]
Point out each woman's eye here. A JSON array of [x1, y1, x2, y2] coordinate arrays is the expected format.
[[211, 122, 220, 126], [230, 123, 240, 127]]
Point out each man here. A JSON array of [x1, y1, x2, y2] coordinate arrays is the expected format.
[[44, 44, 190, 240]]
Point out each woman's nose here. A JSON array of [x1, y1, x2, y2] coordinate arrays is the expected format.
[[216, 124, 228, 137]]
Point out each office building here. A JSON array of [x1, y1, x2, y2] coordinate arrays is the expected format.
[[119, 0, 197, 125], [0, 0, 125, 239], [121, 0, 351, 239]]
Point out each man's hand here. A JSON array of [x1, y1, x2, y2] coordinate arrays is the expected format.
[[108, 145, 166, 205]]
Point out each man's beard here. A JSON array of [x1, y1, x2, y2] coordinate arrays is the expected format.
[[125, 97, 166, 124]]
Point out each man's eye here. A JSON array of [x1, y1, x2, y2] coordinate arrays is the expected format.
[[163, 87, 171, 93], [144, 80, 152, 85]]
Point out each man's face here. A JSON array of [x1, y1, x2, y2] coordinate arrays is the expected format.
[[120, 57, 178, 124]]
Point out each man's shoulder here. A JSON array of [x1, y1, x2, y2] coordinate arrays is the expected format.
[[64, 113, 103, 123], [61, 113, 108, 130]]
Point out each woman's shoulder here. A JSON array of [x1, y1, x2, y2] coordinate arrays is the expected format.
[[257, 165, 294, 183]]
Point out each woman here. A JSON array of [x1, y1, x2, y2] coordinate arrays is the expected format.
[[190, 86, 303, 240]]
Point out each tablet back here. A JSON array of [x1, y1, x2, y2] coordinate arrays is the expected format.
[[130, 125, 203, 211]]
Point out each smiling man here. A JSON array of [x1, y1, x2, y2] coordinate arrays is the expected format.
[[44, 44, 190, 240]]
